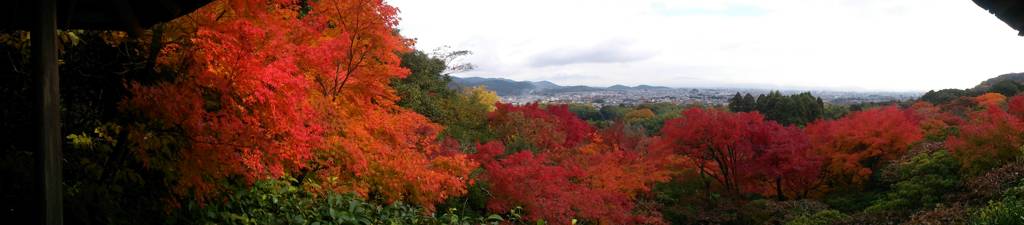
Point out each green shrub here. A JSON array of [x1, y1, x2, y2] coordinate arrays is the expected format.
[[737, 200, 830, 225], [905, 203, 969, 225], [866, 150, 960, 213], [823, 190, 883, 213], [971, 199, 1024, 225], [971, 186, 1024, 225], [784, 210, 847, 225], [188, 179, 503, 225]]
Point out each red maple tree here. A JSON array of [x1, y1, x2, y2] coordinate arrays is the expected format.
[[476, 104, 675, 224], [656, 108, 821, 198], [488, 103, 594, 150], [805, 106, 922, 188], [1007, 95, 1024, 119], [946, 105, 1024, 173], [126, 0, 476, 208]]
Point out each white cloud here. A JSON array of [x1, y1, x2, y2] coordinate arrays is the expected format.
[[389, 0, 1024, 92], [526, 39, 657, 67]]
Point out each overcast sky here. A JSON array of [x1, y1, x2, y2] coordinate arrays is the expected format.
[[390, 0, 1024, 92]]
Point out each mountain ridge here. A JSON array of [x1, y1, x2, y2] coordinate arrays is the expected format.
[[449, 76, 672, 96], [972, 72, 1024, 93]]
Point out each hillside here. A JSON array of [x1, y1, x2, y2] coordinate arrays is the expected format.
[[449, 76, 671, 96], [972, 72, 1024, 92], [447, 77, 540, 96]]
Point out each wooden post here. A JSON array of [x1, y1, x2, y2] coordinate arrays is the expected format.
[[33, 0, 62, 224]]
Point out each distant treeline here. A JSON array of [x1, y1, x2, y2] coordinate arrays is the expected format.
[[728, 91, 825, 126], [921, 79, 1024, 105]]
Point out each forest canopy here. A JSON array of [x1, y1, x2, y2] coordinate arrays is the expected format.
[[3, 0, 1024, 225]]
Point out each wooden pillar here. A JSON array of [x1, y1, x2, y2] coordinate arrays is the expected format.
[[32, 0, 62, 224]]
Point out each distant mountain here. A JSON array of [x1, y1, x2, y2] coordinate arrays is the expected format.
[[973, 72, 1024, 92], [634, 85, 672, 91], [608, 85, 631, 90], [449, 76, 671, 96], [448, 77, 540, 96], [531, 81, 560, 90]]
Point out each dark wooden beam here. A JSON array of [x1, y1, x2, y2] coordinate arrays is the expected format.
[[1, 0, 212, 30], [33, 0, 62, 224], [974, 0, 1024, 35]]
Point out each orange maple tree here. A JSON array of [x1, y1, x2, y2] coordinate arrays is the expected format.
[[127, 0, 322, 201], [1008, 95, 1024, 119], [126, 0, 475, 208], [488, 103, 594, 150], [975, 92, 1007, 107], [946, 105, 1024, 174], [804, 106, 922, 188], [656, 108, 821, 198], [909, 102, 963, 141], [476, 104, 675, 224]]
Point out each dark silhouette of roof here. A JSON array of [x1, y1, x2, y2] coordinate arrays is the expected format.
[[1, 0, 211, 32], [974, 0, 1024, 35]]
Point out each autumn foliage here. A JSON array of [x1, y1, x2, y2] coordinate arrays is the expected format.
[[11, 0, 1024, 223], [127, 0, 326, 200], [475, 104, 676, 224], [910, 102, 963, 141], [975, 92, 1008, 107], [115, 5, 994, 220], [656, 108, 821, 199], [805, 106, 922, 187], [946, 105, 1024, 174], [1008, 95, 1024, 119], [125, 0, 475, 208], [488, 103, 594, 150], [65, 0, 1024, 223]]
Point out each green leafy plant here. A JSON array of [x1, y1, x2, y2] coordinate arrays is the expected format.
[[866, 150, 960, 212], [190, 179, 504, 225], [971, 186, 1024, 225], [784, 210, 847, 225]]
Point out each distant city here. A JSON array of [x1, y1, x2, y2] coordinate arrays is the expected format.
[[502, 88, 921, 107], [451, 76, 922, 107]]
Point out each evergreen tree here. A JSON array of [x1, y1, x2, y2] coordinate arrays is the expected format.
[[749, 91, 824, 125]]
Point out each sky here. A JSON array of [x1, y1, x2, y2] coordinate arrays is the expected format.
[[389, 0, 1024, 92]]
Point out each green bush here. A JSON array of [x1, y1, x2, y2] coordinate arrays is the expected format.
[[971, 186, 1024, 225], [736, 200, 830, 225], [188, 179, 503, 225], [865, 150, 960, 213], [971, 199, 1024, 225], [784, 210, 847, 225], [823, 190, 883, 213]]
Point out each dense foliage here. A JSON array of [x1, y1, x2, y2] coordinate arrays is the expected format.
[[186, 178, 505, 225], [122, 0, 478, 209], [475, 104, 676, 224], [729, 91, 824, 126], [921, 89, 971, 105], [805, 106, 922, 188], [657, 108, 821, 199], [865, 150, 960, 212], [6, 0, 1024, 224], [392, 50, 496, 145]]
